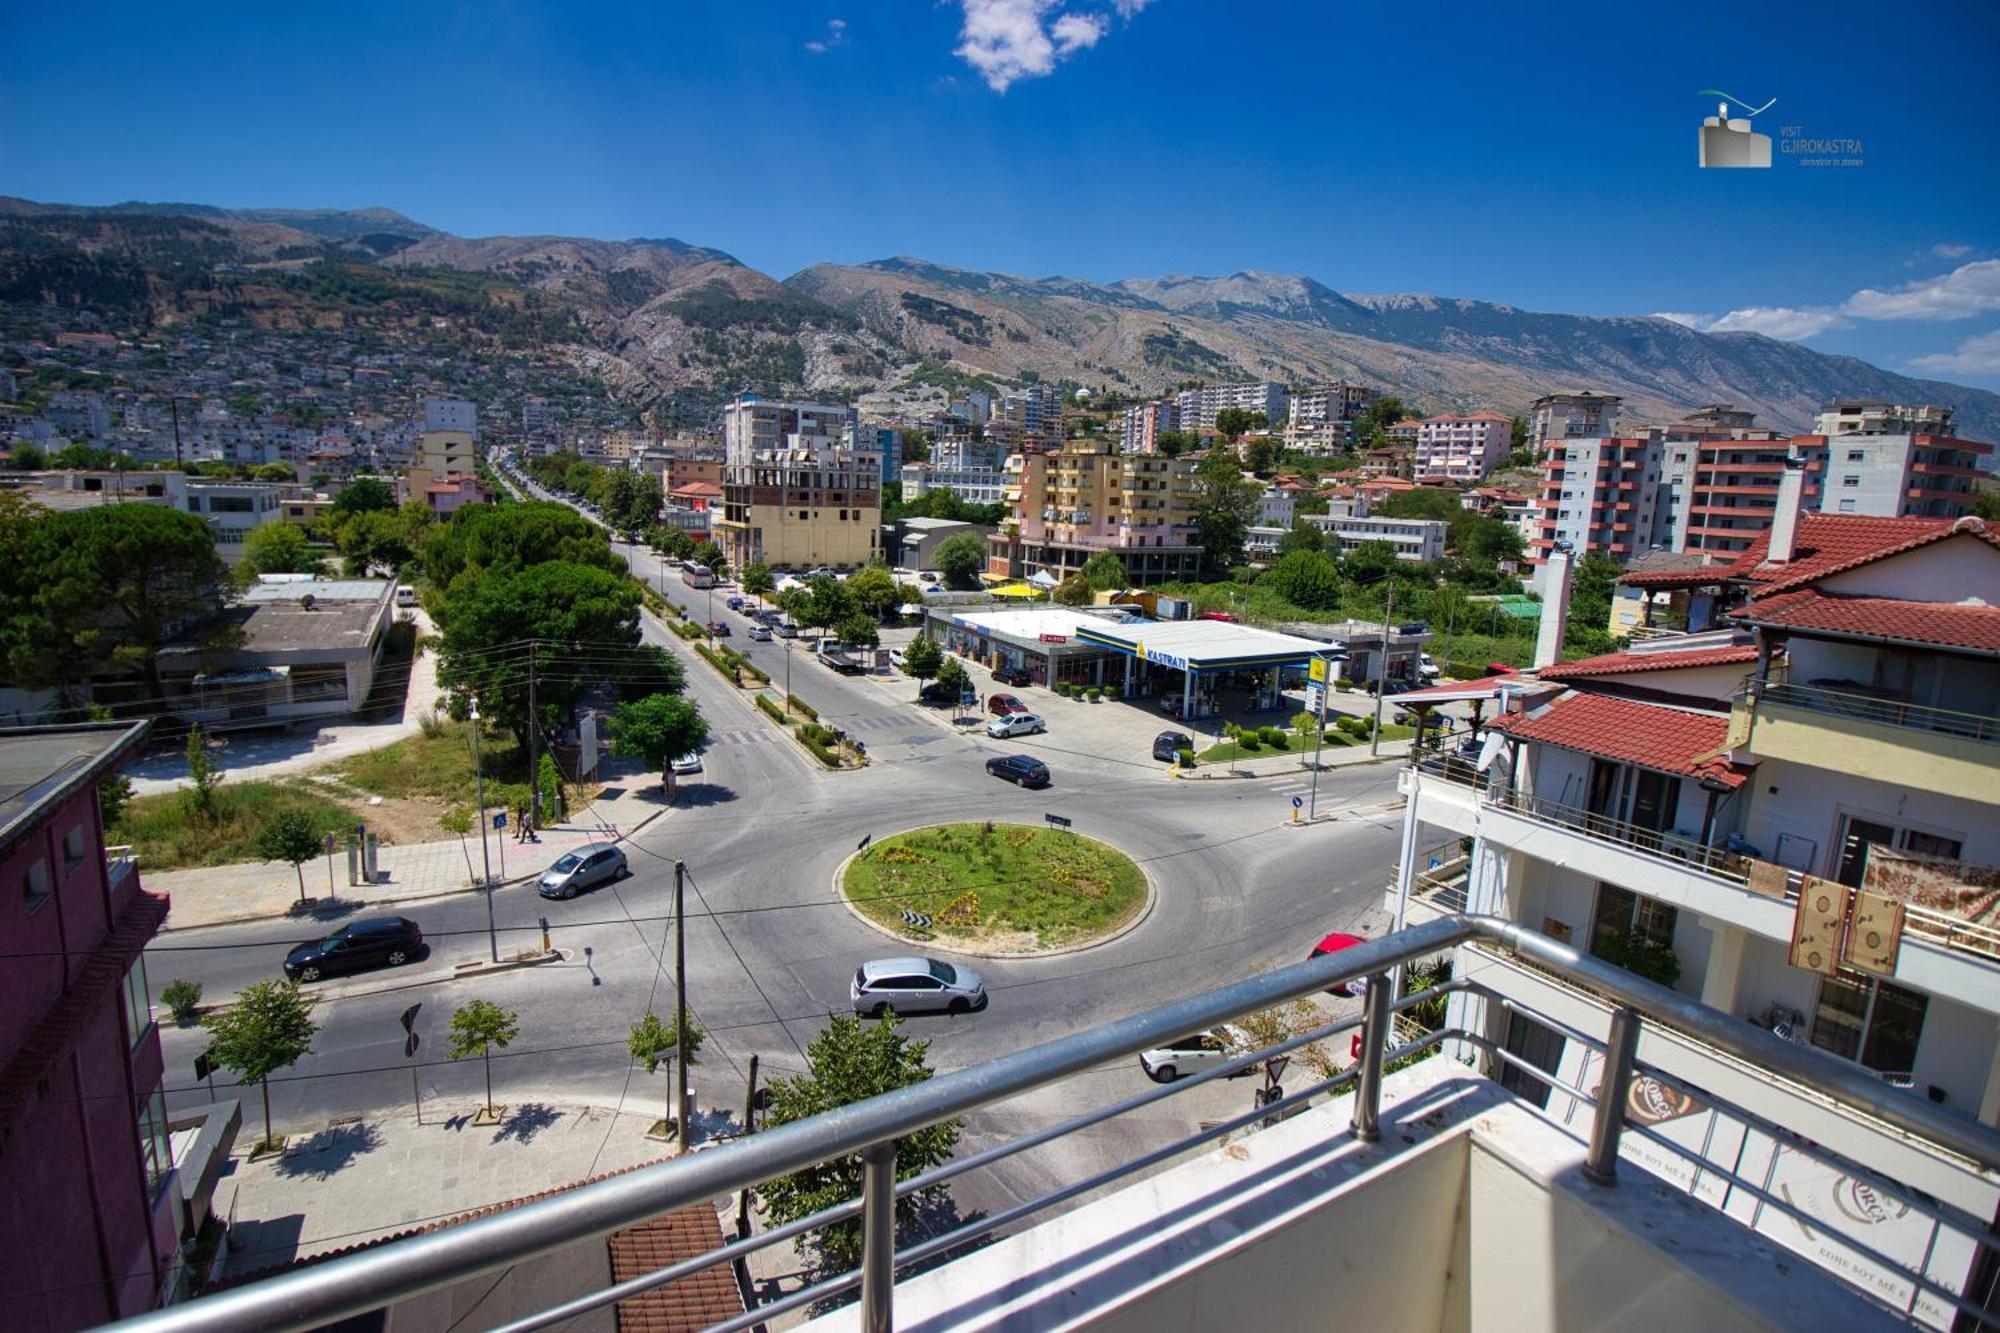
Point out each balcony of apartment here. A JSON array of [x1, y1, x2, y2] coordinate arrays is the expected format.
[[115, 918, 2000, 1333], [1730, 679, 2000, 797]]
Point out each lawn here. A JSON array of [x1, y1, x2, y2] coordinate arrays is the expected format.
[[329, 720, 528, 805], [1195, 721, 1415, 764], [110, 781, 356, 870], [844, 823, 1146, 950]]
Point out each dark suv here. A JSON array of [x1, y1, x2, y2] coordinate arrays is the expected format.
[[985, 754, 1051, 788], [992, 664, 1034, 687], [284, 916, 424, 982], [1152, 730, 1193, 762]]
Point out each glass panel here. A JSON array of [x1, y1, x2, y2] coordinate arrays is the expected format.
[[122, 956, 152, 1050], [1810, 975, 1868, 1061], [1860, 982, 1927, 1074], [1590, 885, 1637, 957], [1633, 897, 1679, 951], [138, 1089, 173, 1197], [1836, 818, 1897, 887], [1900, 830, 1962, 860]]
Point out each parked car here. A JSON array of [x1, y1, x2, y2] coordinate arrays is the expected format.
[[918, 681, 955, 706], [726, 595, 746, 611], [986, 712, 1046, 739], [671, 751, 703, 775], [747, 625, 773, 641], [284, 916, 423, 982], [850, 957, 987, 1016], [706, 621, 730, 637], [985, 754, 1050, 788], [775, 620, 801, 638], [1419, 652, 1441, 679], [987, 693, 1028, 716], [888, 647, 907, 669], [1309, 932, 1371, 997], [992, 663, 1034, 687], [537, 842, 630, 899], [1152, 730, 1193, 762], [1139, 1027, 1250, 1083]]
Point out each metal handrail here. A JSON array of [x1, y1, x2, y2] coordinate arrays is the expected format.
[[107, 916, 2000, 1333], [1746, 679, 2000, 743], [1488, 786, 1749, 881]]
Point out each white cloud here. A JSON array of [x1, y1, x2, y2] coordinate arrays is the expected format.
[[1705, 306, 1850, 340], [1650, 311, 1714, 329], [952, 1, 1153, 92], [805, 16, 847, 53], [1911, 329, 2000, 376], [1933, 243, 1972, 260], [1843, 260, 2000, 322], [1051, 12, 1106, 53]]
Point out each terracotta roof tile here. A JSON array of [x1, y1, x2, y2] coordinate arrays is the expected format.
[[1734, 588, 2000, 653], [1489, 692, 1750, 788], [610, 1206, 745, 1332], [1537, 643, 1760, 681], [1742, 514, 1995, 598]]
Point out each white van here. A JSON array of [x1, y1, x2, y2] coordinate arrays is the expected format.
[[396, 585, 418, 608]]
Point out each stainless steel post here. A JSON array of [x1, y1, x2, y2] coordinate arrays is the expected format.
[[1351, 972, 1391, 1143], [860, 1139, 897, 1333], [1584, 1006, 1641, 1184]]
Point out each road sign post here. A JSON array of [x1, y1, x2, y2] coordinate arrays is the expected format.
[[1045, 813, 1073, 832], [1291, 794, 1303, 824], [1307, 655, 1334, 819], [400, 1004, 423, 1124]]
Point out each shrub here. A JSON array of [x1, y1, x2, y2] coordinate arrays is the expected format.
[[161, 978, 203, 1022], [1085, 687, 1100, 701], [788, 695, 819, 722], [1221, 722, 1241, 741], [1175, 747, 1196, 767], [742, 663, 769, 684], [417, 710, 450, 740], [1258, 726, 1286, 747], [1237, 732, 1262, 751], [671, 619, 705, 641], [1335, 677, 1353, 690], [799, 734, 842, 768], [756, 694, 792, 725]]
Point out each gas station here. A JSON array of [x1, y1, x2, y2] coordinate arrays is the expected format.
[[1071, 618, 1341, 722]]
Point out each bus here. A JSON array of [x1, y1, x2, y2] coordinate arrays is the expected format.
[[680, 562, 718, 590]]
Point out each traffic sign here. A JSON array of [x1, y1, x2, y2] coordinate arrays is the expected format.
[[193, 1051, 213, 1083], [1045, 813, 1073, 830], [1265, 1054, 1291, 1085], [1308, 657, 1329, 684], [404, 1031, 421, 1059], [493, 812, 507, 828], [1291, 796, 1303, 810]]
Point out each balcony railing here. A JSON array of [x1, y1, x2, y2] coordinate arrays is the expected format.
[[106, 844, 139, 890], [110, 917, 2000, 1333], [1748, 679, 2000, 744], [1488, 787, 1752, 883]]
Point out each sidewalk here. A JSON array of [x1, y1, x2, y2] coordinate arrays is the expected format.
[[151, 777, 675, 932], [1183, 737, 1413, 780]]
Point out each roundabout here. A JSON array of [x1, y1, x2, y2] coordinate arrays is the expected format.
[[839, 821, 1153, 957]]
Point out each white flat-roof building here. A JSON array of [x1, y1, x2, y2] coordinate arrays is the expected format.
[[1306, 513, 1448, 563]]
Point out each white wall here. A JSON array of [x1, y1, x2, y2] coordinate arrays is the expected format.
[[1816, 534, 2000, 601], [1740, 756, 1999, 882]]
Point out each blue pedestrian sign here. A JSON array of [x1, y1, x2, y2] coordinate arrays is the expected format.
[[1292, 796, 1304, 810], [493, 812, 507, 828]]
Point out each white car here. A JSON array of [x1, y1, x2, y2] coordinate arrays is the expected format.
[[1138, 1027, 1251, 1083], [1419, 652, 1441, 679], [986, 712, 1046, 739], [671, 752, 703, 775], [889, 647, 907, 668], [747, 625, 773, 641]]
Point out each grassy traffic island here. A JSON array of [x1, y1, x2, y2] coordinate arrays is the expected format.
[[842, 822, 1149, 955], [1195, 715, 1416, 765]]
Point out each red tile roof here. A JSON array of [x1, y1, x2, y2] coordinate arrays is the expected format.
[[1742, 514, 1994, 598], [1489, 692, 1750, 788], [1537, 642, 1760, 681], [1734, 588, 2000, 653], [610, 1205, 746, 1332]]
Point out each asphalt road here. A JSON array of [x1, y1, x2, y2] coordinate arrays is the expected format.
[[144, 459, 1412, 1225]]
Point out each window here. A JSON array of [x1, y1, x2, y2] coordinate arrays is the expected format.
[[22, 857, 50, 911], [1811, 974, 1927, 1074], [1847, 449, 1866, 461], [61, 824, 86, 868], [1591, 883, 1677, 956], [137, 1089, 173, 1198], [1842, 475, 1859, 487], [121, 955, 153, 1050], [1838, 499, 1856, 512], [1835, 816, 1961, 887]]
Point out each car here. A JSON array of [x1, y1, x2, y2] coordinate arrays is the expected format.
[[917, 571, 940, 584], [850, 957, 987, 1016], [918, 681, 955, 706], [986, 711, 1046, 739], [671, 751, 703, 775], [1419, 652, 1442, 679], [395, 584, 418, 608], [284, 916, 423, 982], [726, 595, 746, 610], [774, 620, 801, 638], [537, 842, 630, 899], [991, 663, 1034, 687], [888, 647, 907, 669], [747, 625, 773, 641], [706, 621, 730, 637], [1309, 932, 1371, 997], [1152, 730, 1193, 762], [1138, 1027, 1250, 1083], [987, 692, 1028, 716], [985, 754, 1050, 787]]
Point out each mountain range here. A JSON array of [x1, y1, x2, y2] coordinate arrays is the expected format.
[[4, 196, 1996, 443]]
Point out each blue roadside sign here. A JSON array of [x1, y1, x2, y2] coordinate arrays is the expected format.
[[1292, 796, 1303, 809], [493, 812, 507, 828]]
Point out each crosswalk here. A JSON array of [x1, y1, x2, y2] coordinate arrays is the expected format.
[[707, 714, 914, 749]]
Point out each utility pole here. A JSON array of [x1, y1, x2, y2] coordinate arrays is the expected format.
[[170, 397, 183, 469], [471, 699, 497, 962], [526, 642, 540, 832], [1371, 581, 1396, 758], [674, 860, 690, 1146], [736, 1054, 761, 1237]]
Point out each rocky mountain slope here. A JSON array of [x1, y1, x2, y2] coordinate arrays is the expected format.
[[4, 197, 1995, 441]]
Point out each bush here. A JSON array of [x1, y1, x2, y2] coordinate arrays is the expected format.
[[1335, 677, 1353, 690], [1258, 726, 1286, 747], [1237, 732, 1263, 751], [161, 978, 203, 1022], [417, 709, 450, 740], [742, 663, 769, 685], [1335, 716, 1363, 737], [671, 619, 705, 641], [800, 734, 843, 768], [756, 694, 792, 725], [788, 694, 818, 721], [1085, 687, 1100, 702], [1176, 747, 1195, 767]]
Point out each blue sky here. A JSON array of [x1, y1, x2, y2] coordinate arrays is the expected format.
[[4, 1, 1998, 386]]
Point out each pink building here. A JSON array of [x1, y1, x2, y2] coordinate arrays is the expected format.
[[1415, 413, 1512, 482], [0, 722, 178, 1329], [422, 473, 489, 516]]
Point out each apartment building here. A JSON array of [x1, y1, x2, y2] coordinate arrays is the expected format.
[[0, 722, 184, 1328], [1527, 390, 1621, 452], [1303, 512, 1448, 563], [899, 461, 1006, 507], [1119, 400, 1179, 454], [1815, 399, 1956, 437], [415, 429, 477, 476], [843, 422, 902, 484], [986, 438, 1201, 585], [1173, 382, 1288, 433], [184, 480, 291, 555], [1415, 413, 1512, 482], [992, 385, 1065, 453], [1531, 436, 1665, 571], [421, 396, 477, 437], [1284, 383, 1376, 453], [716, 402, 880, 571]]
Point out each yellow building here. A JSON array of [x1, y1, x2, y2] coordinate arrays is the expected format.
[[989, 439, 1201, 585], [416, 430, 476, 474]]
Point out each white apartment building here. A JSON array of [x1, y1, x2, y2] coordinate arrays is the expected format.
[[721, 396, 856, 465], [1119, 400, 1179, 454], [843, 422, 902, 483], [1415, 413, 1512, 482], [185, 481, 290, 554], [998, 384, 1064, 449], [1173, 382, 1288, 433], [1256, 485, 1296, 529], [1814, 399, 1956, 437], [899, 461, 1006, 508], [1285, 383, 1376, 453], [1821, 431, 1989, 520], [1530, 435, 1665, 573], [1527, 390, 1621, 452], [1305, 512, 1447, 563], [422, 396, 477, 437]]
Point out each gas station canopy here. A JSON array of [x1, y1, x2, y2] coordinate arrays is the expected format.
[[1074, 619, 1337, 673]]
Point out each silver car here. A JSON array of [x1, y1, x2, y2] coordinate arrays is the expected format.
[[985, 712, 1046, 739], [850, 957, 987, 1016], [537, 842, 628, 899]]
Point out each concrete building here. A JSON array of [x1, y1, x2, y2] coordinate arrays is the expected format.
[[0, 722, 182, 1328], [844, 422, 902, 484], [1173, 382, 1288, 433], [1528, 390, 1621, 452], [183, 480, 291, 556], [659, 455, 724, 498], [1814, 399, 1956, 438], [421, 396, 477, 437], [1416, 413, 1512, 482], [1305, 512, 1448, 563], [987, 438, 1202, 585], [992, 386, 1064, 453], [899, 461, 1006, 508], [416, 429, 477, 476], [1285, 383, 1376, 453], [1256, 485, 1296, 530], [893, 516, 983, 572], [1119, 400, 1179, 454], [1530, 436, 1666, 569], [716, 405, 881, 571]]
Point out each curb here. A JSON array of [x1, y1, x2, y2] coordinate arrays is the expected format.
[[157, 806, 676, 935], [829, 820, 1158, 961], [1182, 750, 1411, 782]]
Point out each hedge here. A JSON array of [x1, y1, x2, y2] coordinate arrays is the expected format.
[[755, 694, 792, 725], [693, 643, 737, 679], [787, 694, 818, 722], [671, 619, 705, 641], [800, 734, 842, 768]]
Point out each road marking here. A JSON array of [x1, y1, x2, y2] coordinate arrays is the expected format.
[[709, 729, 782, 747]]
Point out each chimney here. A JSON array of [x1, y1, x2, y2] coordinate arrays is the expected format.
[[1767, 452, 1808, 565], [1534, 545, 1573, 669]]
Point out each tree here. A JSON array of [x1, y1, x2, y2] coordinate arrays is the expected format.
[[1342, 540, 1401, 585], [255, 808, 324, 905], [1214, 407, 1255, 441], [610, 693, 710, 796], [184, 723, 221, 820], [933, 532, 987, 590], [797, 574, 859, 635], [847, 566, 899, 620], [690, 540, 727, 574], [836, 610, 880, 649], [447, 998, 520, 1119], [1277, 518, 1325, 556], [420, 501, 620, 591], [332, 476, 395, 516], [741, 562, 776, 606], [628, 1010, 705, 1136], [602, 468, 660, 532], [1079, 550, 1126, 591], [1244, 436, 1280, 476], [98, 772, 134, 829], [759, 1012, 962, 1272], [902, 636, 943, 698], [1153, 430, 1196, 458], [251, 461, 296, 483], [241, 520, 321, 577], [1566, 553, 1622, 645], [1053, 572, 1092, 606], [1188, 453, 1258, 579], [334, 508, 416, 576], [935, 655, 970, 701], [1510, 415, 1530, 452], [1263, 550, 1342, 611], [202, 979, 318, 1152]]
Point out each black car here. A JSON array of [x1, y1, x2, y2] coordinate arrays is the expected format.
[[992, 663, 1034, 687], [1152, 730, 1193, 762], [284, 916, 423, 982], [918, 681, 955, 706], [985, 754, 1051, 788]]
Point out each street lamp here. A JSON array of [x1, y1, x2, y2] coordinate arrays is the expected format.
[[469, 698, 497, 963]]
